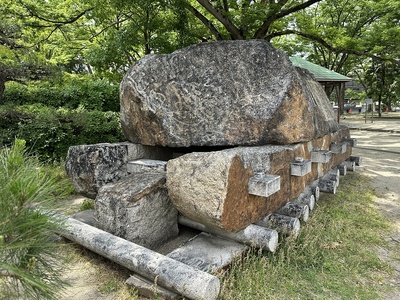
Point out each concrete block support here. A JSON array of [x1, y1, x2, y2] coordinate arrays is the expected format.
[[291, 158, 312, 176], [330, 142, 347, 154], [248, 174, 280, 197], [311, 150, 332, 163], [342, 137, 357, 147]]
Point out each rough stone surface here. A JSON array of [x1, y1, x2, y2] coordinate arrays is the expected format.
[[126, 275, 180, 300], [65, 142, 172, 199], [94, 172, 178, 250], [167, 126, 352, 232], [120, 40, 338, 147], [167, 232, 246, 272]]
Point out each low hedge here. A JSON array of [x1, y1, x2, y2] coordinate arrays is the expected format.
[[2, 78, 120, 112], [0, 104, 125, 161]]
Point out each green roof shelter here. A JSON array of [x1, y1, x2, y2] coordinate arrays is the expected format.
[[289, 57, 352, 123]]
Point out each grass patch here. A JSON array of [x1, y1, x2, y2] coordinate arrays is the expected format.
[[79, 199, 95, 211], [220, 173, 393, 299]]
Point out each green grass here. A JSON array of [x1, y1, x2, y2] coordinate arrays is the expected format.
[[220, 173, 393, 300]]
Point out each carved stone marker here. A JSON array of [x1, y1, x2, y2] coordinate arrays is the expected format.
[[120, 40, 338, 147]]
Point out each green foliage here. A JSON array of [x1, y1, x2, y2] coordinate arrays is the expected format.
[[221, 173, 392, 299], [79, 199, 94, 211], [3, 77, 120, 112], [0, 139, 70, 299], [0, 104, 124, 161]]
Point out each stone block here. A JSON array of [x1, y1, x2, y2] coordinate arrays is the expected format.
[[290, 158, 312, 176], [127, 159, 167, 173], [167, 232, 247, 272], [311, 150, 332, 163], [248, 174, 280, 197], [342, 137, 357, 147], [330, 142, 347, 154], [65, 142, 173, 199], [94, 172, 178, 250]]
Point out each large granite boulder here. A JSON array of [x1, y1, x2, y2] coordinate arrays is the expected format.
[[120, 40, 338, 147]]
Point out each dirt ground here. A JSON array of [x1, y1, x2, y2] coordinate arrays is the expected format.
[[350, 129, 400, 300], [59, 116, 400, 300]]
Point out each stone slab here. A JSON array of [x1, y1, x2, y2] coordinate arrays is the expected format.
[[94, 172, 178, 250], [72, 209, 95, 226], [127, 159, 167, 173], [167, 232, 247, 272], [126, 274, 180, 300]]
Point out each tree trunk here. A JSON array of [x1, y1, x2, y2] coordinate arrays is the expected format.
[[0, 79, 5, 103]]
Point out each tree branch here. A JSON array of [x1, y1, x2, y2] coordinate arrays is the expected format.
[[186, 5, 224, 40], [24, 6, 93, 26], [267, 30, 399, 64], [196, 0, 244, 39], [254, 0, 323, 39]]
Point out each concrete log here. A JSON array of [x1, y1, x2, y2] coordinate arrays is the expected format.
[[178, 215, 278, 252], [312, 185, 320, 201], [343, 160, 356, 172], [256, 214, 300, 238], [349, 155, 362, 166], [338, 163, 347, 176], [293, 194, 315, 211], [319, 179, 337, 194], [275, 202, 309, 223], [60, 216, 220, 300]]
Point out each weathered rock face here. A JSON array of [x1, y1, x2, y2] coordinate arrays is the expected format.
[[95, 172, 179, 250], [120, 40, 338, 147], [65, 142, 172, 199], [166, 126, 351, 232]]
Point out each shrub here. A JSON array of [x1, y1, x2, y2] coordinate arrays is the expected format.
[[3, 78, 120, 112], [0, 104, 125, 161], [0, 139, 69, 299]]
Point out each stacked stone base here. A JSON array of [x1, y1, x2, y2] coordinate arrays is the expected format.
[[64, 125, 360, 300]]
